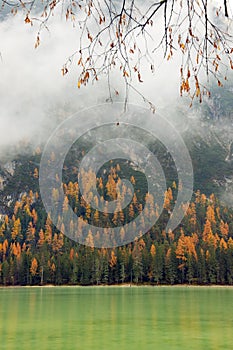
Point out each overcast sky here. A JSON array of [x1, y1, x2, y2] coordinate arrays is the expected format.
[[0, 0, 232, 154]]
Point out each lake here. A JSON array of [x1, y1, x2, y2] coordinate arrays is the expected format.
[[0, 286, 232, 350]]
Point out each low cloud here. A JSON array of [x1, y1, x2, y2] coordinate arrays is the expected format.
[[0, 1, 232, 156]]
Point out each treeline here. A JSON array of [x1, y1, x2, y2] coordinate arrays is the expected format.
[[0, 163, 233, 286]]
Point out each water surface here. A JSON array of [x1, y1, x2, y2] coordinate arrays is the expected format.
[[0, 286, 232, 350]]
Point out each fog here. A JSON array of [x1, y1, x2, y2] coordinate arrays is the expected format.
[[0, 0, 232, 155], [0, 11, 114, 153], [0, 2, 191, 154]]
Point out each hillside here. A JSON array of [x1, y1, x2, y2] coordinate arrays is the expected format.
[[0, 102, 233, 285]]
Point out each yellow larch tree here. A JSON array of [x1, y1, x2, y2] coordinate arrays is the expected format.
[[11, 218, 21, 240], [206, 204, 216, 225], [219, 220, 229, 237], [30, 257, 38, 276], [109, 250, 117, 268]]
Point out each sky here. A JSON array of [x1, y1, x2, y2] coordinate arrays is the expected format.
[[0, 12, 80, 151], [0, 1, 193, 148]]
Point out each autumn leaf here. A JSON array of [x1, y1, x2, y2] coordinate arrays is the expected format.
[[84, 71, 90, 80], [138, 72, 143, 82], [87, 32, 93, 42], [196, 87, 201, 97], [61, 67, 68, 76], [24, 15, 31, 24], [180, 43, 185, 51], [35, 36, 40, 49], [167, 53, 171, 61]]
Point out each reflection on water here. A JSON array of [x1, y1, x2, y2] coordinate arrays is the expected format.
[[0, 287, 232, 350]]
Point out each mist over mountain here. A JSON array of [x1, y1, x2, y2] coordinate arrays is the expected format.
[[0, 2, 233, 209]]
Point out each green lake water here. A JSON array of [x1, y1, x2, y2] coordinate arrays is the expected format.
[[0, 286, 232, 350]]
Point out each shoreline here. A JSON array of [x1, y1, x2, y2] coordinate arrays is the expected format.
[[1, 283, 233, 289]]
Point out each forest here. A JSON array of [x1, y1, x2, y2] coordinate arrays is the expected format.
[[0, 148, 233, 286]]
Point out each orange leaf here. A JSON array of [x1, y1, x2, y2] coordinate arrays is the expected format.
[[25, 15, 31, 24], [84, 71, 90, 80], [87, 32, 93, 42], [180, 43, 185, 50], [61, 67, 68, 76]]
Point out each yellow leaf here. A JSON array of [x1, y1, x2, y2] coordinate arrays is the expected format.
[[77, 80, 81, 88], [180, 43, 185, 50], [196, 87, 200, 97]]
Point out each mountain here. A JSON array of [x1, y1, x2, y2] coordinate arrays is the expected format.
[[0, 82, 233, 286]]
